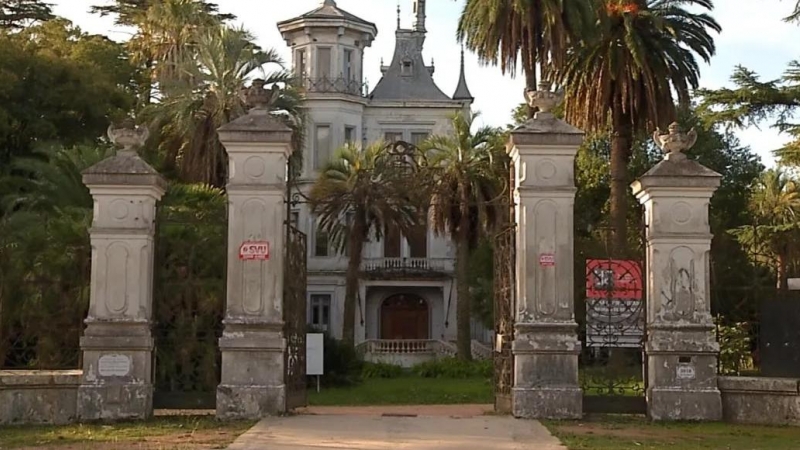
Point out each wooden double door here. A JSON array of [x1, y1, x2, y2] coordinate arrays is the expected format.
[[380, 294, 429, 340]]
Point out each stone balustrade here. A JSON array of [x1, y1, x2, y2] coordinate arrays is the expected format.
[[362, 257, 453, 273]]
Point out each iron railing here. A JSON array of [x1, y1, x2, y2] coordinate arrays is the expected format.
[[303, 76, 366, 96]]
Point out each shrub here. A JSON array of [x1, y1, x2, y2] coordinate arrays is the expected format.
[[362, 362, 404, 379], [412, 357, 492, 379], [309, 329, 363, 387], [717, 321, 755, 375]]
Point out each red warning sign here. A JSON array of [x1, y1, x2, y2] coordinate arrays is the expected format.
[[539, 253, 555, 267], [239, 241, 270, 260]]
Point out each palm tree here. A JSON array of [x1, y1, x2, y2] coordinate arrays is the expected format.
[[309, 142, 422, 346], [422, 112, 505, 360], [147, 25, 303, 187], [456, 0, 594, 117], [733, 169, 800, 290], [559, 0, 720, 253]]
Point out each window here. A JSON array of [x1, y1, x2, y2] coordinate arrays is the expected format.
[[344, 126, 356, 146], [315, 224, 330, 257], [384, 224, 402, 258], [309, 294, 332, 331], [384, 132, 403, 143], [344, 49, 353, 80], [317, 47, 332, 79], [401, 59, 413, 76], [314, 125, 331, 170], [408, 219, 428, 258], [295, 49, 306, 79], [411, 132, 429, 147]]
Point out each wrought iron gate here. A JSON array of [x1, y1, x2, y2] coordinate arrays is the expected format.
[[284, 224, 308, 410], [152, 189, 227, 410], [577, 226, 647, 414], [493, 164, 515, 413]]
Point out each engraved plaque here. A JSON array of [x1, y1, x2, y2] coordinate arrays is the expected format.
[[98, 354, 132, 377], [676, 364, 695, 380]]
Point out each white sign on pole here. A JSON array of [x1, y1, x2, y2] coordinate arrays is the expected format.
[[788, 278, 800, 291], [306, 333, 324, 376]]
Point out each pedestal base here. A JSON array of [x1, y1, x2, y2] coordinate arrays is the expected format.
[[216, 385, 286, 420], [513, 387, 582, 419], [648, 388, 722, 421], [77, 384, 153, 421]]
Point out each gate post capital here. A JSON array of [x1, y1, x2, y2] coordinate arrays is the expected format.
[[507, 107, 584, 419], [77, 131, 166, 421], [632, 150, 723, 421]]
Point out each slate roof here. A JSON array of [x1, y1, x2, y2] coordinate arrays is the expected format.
[[452, 49, 473, 101], [277, 0, 376, 29]]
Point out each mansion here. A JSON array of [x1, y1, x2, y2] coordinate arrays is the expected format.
[[277, 0, 484, 355]]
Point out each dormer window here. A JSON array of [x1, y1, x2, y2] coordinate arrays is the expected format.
[[401, 59, 413, 76]]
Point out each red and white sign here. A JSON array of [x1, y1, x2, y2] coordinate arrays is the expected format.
[[539, 253, 555, 267], [239, 241, 270, 261]]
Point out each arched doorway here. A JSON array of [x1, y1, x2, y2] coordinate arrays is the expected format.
[[380, 294, 429, 340]]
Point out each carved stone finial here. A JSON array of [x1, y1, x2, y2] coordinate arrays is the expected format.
[[653, 122, 698, 161], [242, 79, 279, 112], [108, 118, 149, 156], [525, 81, 563, 117]]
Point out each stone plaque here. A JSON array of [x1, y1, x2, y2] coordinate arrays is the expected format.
[[676, 364, 695, 380], [98, 354, 132, 377]]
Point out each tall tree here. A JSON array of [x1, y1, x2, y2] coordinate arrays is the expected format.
[[91, 0, 233, 26], [0, 0, 53, 30], [309, 142, 422, 346], [146, 26, 301, 187], [456, 0, 594, 117], [560, 0, 720, 253], [422, 112, 504, 360]]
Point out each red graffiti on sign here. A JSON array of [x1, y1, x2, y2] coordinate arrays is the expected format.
[[239, 241, 270, 260], [539, 253, 555, 267]]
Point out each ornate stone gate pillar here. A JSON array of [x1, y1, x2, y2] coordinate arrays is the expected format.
[[77, 121, 166, 420], [216, 81, 293, 420], [631, 123, 723, 421], [509, 84, 584, 419]]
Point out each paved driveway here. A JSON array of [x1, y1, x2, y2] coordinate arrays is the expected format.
[[226, 406, 566, 450]]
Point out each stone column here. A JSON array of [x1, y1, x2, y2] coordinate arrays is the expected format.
[[216, 80, 293, 420], [631, 123, 723, 421], [509, 84, 584, 419], [77, 120, 166, 420]]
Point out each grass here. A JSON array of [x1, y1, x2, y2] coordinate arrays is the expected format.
[[546, 415, 800, 450], [309, 376, 493, 406], [0, 415, 255, 450]]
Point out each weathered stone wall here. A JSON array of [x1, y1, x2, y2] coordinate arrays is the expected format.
[[719, 376, 800, 426], [0, 370, 81, 425]]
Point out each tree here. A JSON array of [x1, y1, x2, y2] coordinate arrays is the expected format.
[[731, 169, 800, 291], [146, 26, 300, 187], [456, 0, 594, 117], [0, 0, 53, 30], [309, 142, 422, 346], [422, 112, 505, 360], [91, 0, 233, 26], [560, 0, 720, 253]]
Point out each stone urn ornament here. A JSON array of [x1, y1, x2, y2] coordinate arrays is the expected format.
[[653, 122, 697, 161], [242, 78, 280, 112], [525, 81, 563, 117], [108, 118, 149, 156]]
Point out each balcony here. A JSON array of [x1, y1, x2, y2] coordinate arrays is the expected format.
[[362, 257, 453, 279], [302, 76, 366, 97], [355, 339, 490, 368]]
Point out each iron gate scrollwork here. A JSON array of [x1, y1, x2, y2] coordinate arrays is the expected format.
[[578, 224, 647, 414], [493, 163, 515, 413], [284, 224, 308, 410]]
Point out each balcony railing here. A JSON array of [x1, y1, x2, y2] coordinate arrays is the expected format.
[[362, 257, 453, 276], [303, 76, 366, 96]]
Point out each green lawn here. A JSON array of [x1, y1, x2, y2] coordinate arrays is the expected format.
[[546, 415, 800, 450], [309, 376, 493, 406], [0, 415, 254, 450]]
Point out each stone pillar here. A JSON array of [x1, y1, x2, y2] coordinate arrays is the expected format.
[[509, 83, 584, 419], [216, 80, 293, 420], [77, 120, 166, 421], [632, 123, 723, 421]]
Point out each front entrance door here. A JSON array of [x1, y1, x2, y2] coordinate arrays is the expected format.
[[380, 294, 429, 340]]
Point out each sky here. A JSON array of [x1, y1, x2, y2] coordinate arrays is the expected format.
[[50, 0, 799, 167]]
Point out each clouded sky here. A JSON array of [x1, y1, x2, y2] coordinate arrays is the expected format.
[[51, 0, 799, 166]]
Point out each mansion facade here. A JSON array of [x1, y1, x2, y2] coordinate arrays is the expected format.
[[277, 0, 482, 352]]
